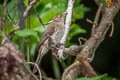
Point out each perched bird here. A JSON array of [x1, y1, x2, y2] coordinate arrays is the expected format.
[[33, 13, 67, 73]]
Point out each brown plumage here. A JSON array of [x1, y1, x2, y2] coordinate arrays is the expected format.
[[33, 13, 67, 73]]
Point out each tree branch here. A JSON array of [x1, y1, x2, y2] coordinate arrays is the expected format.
[[63, 45, 83, 56], [62, 61, 81, 80], [79, 0, 120, 61], [91, 3, 103, 36], [23, 0, 40, 19], [57, 0, 75, 59], [13, 0, 39, 29], [62, 0, 120, 79]]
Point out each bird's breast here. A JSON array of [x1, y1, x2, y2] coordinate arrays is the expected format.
[[51, 25, 65, 44]]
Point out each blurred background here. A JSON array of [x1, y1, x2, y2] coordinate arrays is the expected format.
[[0, 0, 120, 80]]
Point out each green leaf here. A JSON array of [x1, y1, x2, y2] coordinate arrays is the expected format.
[[25, 16, 41, 29], [74, 0, 81, 6], [30, 43, 37, 56], [101, 75, 118, 80], [14, 29, 40, 42], [73, 4, 90, 22], [69, 24, 86, 40], [7, 0, 18, 10], [66, 24, 86, 46], [33, 26, 45, 33], [52, 56, 61, 79], [0, 33, 4, 37], [6, 0, 19, 22], [24, 0, 29, 7], [100, 0, 108, 7], [76, 74, 107, 80]]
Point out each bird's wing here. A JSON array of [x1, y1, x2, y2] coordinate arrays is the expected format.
[[33, 24, 55, 73], [33, 44, 49, 73], [38, 23, 55, 48]]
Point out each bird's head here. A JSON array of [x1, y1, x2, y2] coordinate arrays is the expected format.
[[53, 12, 67, 22]]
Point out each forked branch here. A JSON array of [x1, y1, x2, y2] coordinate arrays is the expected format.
[[62, 0, 120, 80]]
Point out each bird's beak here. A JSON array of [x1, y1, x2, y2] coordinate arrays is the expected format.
[[63, 12, 68, 16]]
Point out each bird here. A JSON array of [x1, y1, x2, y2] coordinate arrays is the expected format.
[[33, 12, 67, 73]]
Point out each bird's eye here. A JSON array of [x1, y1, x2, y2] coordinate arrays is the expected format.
[[57, 15, 61, 18]]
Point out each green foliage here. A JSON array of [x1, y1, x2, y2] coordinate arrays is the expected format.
[[76, 74, 118, 80], [100, 0, 108, 7], [14, 29, 40, 42], [0, 0, 90, 79], [0, 5, 2, 16], [6, 0, 19, 22], [76, 74, 107, 80], [22, 0, 90, 56], [0, 0, 119, 80], [73, 4, 90, 22], [24, 0, 29, 7], [67, 24, 86, 46], [52, 56, 61, 80]]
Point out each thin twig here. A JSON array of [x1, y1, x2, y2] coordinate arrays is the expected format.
[[44, 20, 53, 25], [94, 0, 100, 5], [86, 18, 97, 25], [27, 62, 42, 80], [34, 8, 45, 28], [91, 3, 103, 36], [109, 22, 114, 37], [11, 0, 40, 30], [34, 8, 53, 27], [78, 37, 87, 46], [23, 0, 40, 19]]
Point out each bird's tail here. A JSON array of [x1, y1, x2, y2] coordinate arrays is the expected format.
[[33, 45, 48, 73]]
